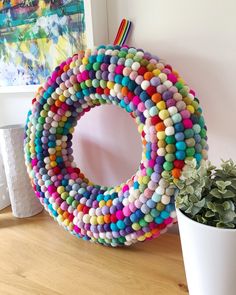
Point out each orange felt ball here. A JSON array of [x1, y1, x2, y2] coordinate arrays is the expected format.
[[144, 71, 154, 81], [155, 122, 165, 132], [151, 93, 162, 103], [172, 168, 181, 179]]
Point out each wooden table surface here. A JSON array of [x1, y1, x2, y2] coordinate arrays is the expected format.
[[0, 207, 188, 295]]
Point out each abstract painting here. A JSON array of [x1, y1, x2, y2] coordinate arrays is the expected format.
[[0, 0, 86, 87]]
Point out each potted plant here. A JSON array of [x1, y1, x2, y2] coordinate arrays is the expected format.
[[169, 159, 236, 295]]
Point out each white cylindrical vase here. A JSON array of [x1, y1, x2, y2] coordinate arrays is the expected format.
[[177, 208, 236, 295], [0, 146, 10, 210], [0, 124, 43, 218]]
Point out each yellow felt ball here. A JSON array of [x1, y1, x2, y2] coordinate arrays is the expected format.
[[97, 216, 104, 225], [90, 216, 98, 225], [61, 192, 68, 200], [156, 101, 166, 110], [187, 105, 195, 114], [191, 100, 199, 110], [63, 219, 70, 226], [82, 57, 88, 65], [107, 81, 114, 89], [157, 131, 166, 140], [132, 223, 141, 231], [138, 124, 144, 134], [152, 69, 161, 76], [145, 232, 152, 238], [142, 176, 149, 184], [50, 161, 57, 168], [137, 235, 146, 241], [138, 176, 143, 184], [99, 200, 106, 208], [59, 95, 66, 102], [30, 147, 35, 153], [69, 61, 75, 69], [159, 109, 170, 120], [57, 215, 64, 223], [115, 186, 121, 193]]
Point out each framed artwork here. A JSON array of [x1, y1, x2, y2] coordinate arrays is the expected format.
[[0, 0, 88, 92]]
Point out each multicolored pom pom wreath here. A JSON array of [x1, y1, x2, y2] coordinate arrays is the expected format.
[[24, 45, 208, 246]]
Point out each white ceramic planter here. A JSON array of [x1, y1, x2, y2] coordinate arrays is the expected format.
[[0, 148, 10, 210], [177, 208, 236, 295], [0, 124, 43, 218]]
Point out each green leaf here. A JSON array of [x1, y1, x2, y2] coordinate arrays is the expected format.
[[230, 179, 236, 189], [209, 188, 222, 198], [195, 198, 205, 208], [206, 201, 216, 211], [189, 195, 199, 203], [205, 211, 215, 218], [222, 210, 236, 222], [223, 190, 235, 199], [222, 201, 231, 211]]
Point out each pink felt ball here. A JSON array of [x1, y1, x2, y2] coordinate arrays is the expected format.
[[138, 102, 145, 112], [116, 210, 124, 220], [122, 184, 129, 193], [51, 71, 58, 82], [115, 65, 124, 75], [123, 206, 131, 217], [81, 70, 89, 81], [132, 96, 141, 106], [167, 73, 178, 84], [183, 118, 193, 129], [181, 110, 191, 119], [129, 71, 138, 80], [76, 74, 83, 83]]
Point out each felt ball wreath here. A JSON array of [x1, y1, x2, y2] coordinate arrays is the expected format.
[[24, 45, 208, 247]]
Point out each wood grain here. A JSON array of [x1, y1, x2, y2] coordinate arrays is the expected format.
[[0, 207, 188, 295]]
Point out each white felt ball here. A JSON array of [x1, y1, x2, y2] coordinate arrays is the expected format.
[[141, 80, 150, 90], [164, 118, 173, 127], [165, 126, 175, 136], [168, 106, 178, 116], [131, 61, 141, 71], [161, 195, 170, 205]]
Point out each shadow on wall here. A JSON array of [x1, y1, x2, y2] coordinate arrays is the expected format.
[[72, 105, 142, 187]]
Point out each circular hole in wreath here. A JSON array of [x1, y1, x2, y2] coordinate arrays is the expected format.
[[72, 105, 142, 187]]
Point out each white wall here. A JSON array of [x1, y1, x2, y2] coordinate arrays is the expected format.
[[107, 0, 236, 165], [0, 93, 32, 126], [1, 0, 236, 187]]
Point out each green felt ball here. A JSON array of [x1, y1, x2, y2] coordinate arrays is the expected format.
[[165, 153, 175, 162], [184, 129, 194, 138], [146, 168, 153, 177], [163, 161, 174, 171], [165, 136, 176, 144], [93, 62, 101, 71], [186, 147, 195, 157], [139, 219, 148, 227], [92, 79, 100, 88], [200, 128, 207, 138], [175, 82, 183, 90]]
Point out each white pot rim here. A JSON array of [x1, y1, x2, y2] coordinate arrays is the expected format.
[[176, 207, 236, 232], [0, 124, 24, 130]]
